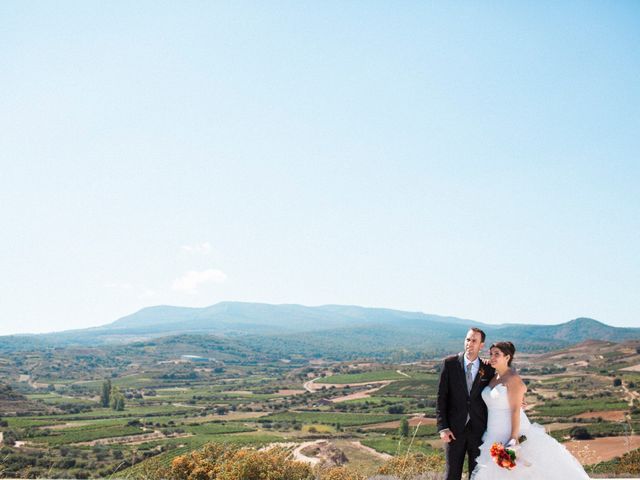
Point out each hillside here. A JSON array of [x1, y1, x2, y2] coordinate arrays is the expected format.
[[0, 382, 46, 414], [0, 303, 638, 358]]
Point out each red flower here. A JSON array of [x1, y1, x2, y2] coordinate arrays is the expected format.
[[490, 442, 517, 469]]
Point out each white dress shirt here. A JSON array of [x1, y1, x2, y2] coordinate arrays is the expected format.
[[464, 355, 480, 383]]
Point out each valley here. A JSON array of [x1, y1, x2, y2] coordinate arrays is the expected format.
[[1, 333, 639, 478]]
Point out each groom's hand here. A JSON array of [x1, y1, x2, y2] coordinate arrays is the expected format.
[[439, 428, 456, 443]]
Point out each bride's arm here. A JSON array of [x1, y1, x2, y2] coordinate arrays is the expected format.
[[507, 377, 527, 443]]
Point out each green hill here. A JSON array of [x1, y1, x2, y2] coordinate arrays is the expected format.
[[1, 303, 638, 359]]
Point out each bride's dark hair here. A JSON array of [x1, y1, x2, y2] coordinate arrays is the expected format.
[[490, 341, 516, 366]]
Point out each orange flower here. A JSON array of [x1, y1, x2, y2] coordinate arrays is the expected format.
[[490, 442, 517, 469]]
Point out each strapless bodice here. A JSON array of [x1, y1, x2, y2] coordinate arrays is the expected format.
[[481, 384, 530, 444]]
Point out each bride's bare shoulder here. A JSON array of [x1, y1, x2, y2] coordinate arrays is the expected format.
[[506, 373, 527, 393]]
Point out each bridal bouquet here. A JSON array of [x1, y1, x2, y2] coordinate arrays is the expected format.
[[490, 437, 529, 470], [490, 442, 517, 469]]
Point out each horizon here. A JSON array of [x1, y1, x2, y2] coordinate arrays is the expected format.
[[2, 2, 639, 335], [1, 299, 630, 337]]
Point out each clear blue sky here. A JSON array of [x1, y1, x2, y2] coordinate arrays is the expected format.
[[1, 1, 639, 335]]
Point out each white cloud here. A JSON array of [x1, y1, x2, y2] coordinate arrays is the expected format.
[[180, 242, 212, 255], [172, 269, 227, 294]]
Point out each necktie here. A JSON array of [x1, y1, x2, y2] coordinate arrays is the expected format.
[[466, 362, 473, 392]]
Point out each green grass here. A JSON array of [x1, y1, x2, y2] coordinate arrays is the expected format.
[[183, 423, 256, 435], [260, 411, 404, 426], [375, 375, 439, 397], [5, 417, 65, 428], [361, 436, 435, 456], [34, 404, 202, 421], [29, 424, 145, 445], [366, 424, 439, 438], [79, 375, 158, 389], [537, 376, 578, 386], [26, 393, 97, 406], [534, 399, 629, 417], [315, 371, 408, 384]]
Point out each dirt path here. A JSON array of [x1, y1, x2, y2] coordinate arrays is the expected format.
[[542, 422, 589, 432], [396, 370, 411, 378], [303, 378, 317, 393], [330, 383, 392, 403], [349, 440, 393, 460], [40, 421, 93, 430], [291, 439, 393, 466], [258, 441, 297, 453], [277, 389, 306, 395], [564, 435, 640, 465], [292, 440, 325, 466], [574, 410, 628, 422], [17, 374, 49, 390], [620, 363, 640, 372], [304, 377, 393, 393]]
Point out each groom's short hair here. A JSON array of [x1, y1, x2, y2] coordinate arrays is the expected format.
[[469, 327, 486, 343]]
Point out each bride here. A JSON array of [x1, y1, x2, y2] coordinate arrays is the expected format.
[[471, 341, 590, 479]]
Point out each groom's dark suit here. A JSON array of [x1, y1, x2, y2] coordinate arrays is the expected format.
[[436, 353, 495, 480]]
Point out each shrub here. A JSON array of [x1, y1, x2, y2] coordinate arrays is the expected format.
[[315, 466, 366, 480], [616, 448, 640, 475], [143, 443, 313, 480], [570, 426, 592, 440], [377, 452, 445, 480], [399, 418, 410, 438]]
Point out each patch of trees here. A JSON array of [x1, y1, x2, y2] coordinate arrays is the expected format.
[[570, 426, 593, 440], [99, 379, 125, 410], [399, 417, 410, 438], [388, 404, 405, 414], [100, 379, 111, 407], [0, 383, 26, 401], [57, 402, 93, 414]]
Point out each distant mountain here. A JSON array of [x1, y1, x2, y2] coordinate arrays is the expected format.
[[489, 317, 640, 346], [0, 302, 638, 359], [107, 302, 476, 334]]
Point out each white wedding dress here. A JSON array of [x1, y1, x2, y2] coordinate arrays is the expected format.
[[471, 383, 589, 479]]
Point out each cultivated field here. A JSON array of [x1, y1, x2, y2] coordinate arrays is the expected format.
[[0, 338, 639, 478]]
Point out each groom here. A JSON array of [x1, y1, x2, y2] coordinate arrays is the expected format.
[[436, 327, 494, 480]]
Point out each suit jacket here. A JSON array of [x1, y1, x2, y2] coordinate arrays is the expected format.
[[436, 353, 495, 438]]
